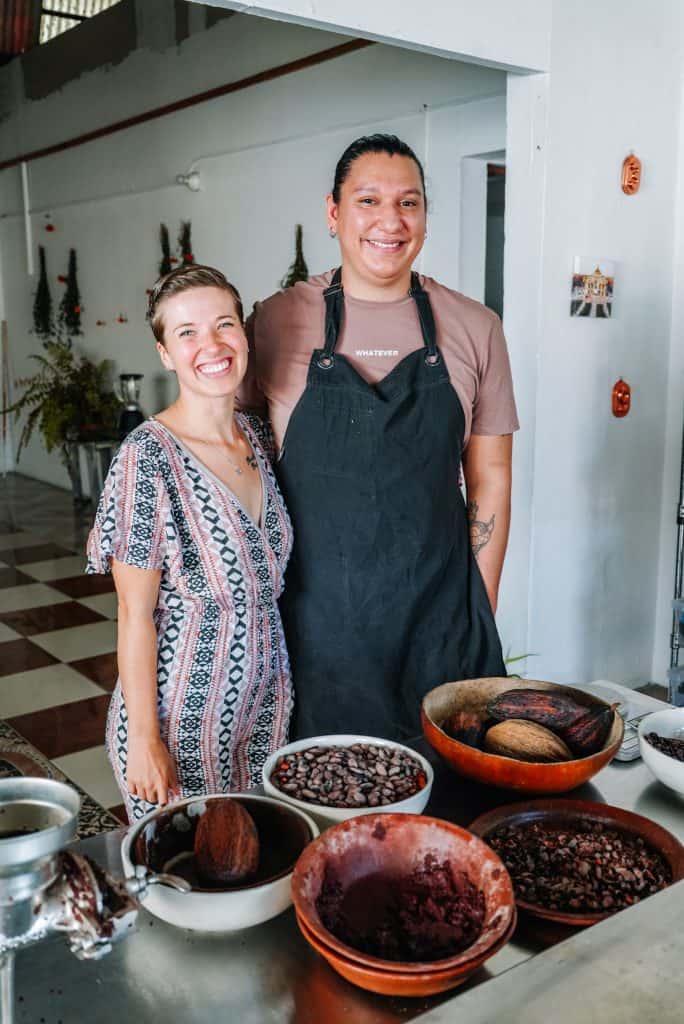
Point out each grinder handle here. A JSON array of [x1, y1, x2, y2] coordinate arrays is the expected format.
[[127, 865, 192, 897]]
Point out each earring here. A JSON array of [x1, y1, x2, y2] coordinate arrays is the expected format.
[[329, 228, 337, 239]]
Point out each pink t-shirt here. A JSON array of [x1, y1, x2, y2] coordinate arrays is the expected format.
[[241, 271, 519, 451]]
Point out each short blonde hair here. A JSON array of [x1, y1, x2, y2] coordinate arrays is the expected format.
[[147, 264, 244, 344]]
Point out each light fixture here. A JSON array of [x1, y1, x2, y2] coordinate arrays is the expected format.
[[176, 170, 202, 192]]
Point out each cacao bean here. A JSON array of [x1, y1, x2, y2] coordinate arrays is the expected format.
[[271, 743, 427, 807]]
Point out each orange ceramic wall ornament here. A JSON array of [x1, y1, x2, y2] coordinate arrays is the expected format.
[[612, 378, 631, 417], [621, 154, 641, 195]]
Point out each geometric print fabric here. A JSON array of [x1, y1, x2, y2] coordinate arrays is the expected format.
[[87, 414, 294, 821]]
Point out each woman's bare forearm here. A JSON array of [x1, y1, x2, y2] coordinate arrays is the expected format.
[[111, 560, 162, 739], [117, 608, 160, 739], [462, 435, 513, 614]]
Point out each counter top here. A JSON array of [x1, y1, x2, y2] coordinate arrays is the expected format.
[[11, 682, 684, 1023]]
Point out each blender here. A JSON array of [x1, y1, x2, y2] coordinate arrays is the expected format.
[[117, 374, 145, 438]]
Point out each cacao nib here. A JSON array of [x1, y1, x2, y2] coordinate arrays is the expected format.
[[487, 820, 670, 914]]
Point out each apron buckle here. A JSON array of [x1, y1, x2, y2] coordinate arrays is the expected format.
[[425, 351, 441, 367], [317, 354, 335, 370]]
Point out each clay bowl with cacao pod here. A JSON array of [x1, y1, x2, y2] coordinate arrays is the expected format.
[[421, 678, 624, 794], [121, 793, 318, 931], [468, 798, 684, 929], [291, 812, 516, 996]]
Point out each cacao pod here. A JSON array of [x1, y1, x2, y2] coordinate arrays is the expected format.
[[484, 719, 573, 762], [487, 689, 586, 731], [194, 799, 260, 886], [442, 711, 486, 749], [561, 704, 617, 758]]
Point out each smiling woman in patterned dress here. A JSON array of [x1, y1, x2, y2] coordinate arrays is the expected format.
[[86, 265, 293, 822]]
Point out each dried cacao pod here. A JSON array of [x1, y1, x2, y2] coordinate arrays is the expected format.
[[561, 704, 617, 758], [194, 799, 260, 886], [484, 719, 573, 762], [487, 689, 585, 731], [442, 711, 486, 748]]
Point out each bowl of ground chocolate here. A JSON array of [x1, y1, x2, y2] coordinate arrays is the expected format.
[[262, 735, 433, 827], [121, 793, 318, 931], [469, 798, 684, 928], [291, 813, 516, 996], [638, 708, 684, 796]]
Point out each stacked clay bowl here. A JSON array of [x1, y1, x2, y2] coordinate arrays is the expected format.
[[422, 678, 624, 794], [291, 813, 516, 997]]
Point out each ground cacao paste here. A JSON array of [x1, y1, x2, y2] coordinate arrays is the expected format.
[[316, 854, 485, 962]]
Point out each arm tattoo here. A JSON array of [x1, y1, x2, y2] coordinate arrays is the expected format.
[[246, 453, 258, 470], [467, 500, 495, 559]]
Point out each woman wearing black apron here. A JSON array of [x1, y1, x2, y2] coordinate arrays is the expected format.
[[245, 134, 518, 741]]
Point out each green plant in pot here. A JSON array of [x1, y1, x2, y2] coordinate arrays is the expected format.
[[4, 337, 121, 484]]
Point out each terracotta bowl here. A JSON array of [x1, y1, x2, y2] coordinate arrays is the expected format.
[[422, 677, 624, 794], [291, 812, 515, 991], [294, 907, 516, 997], [469, 798, 684, 928]]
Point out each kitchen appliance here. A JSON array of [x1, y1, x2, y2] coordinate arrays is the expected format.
[[116, 373, 145, 437], [0, 778, 179, 1024]]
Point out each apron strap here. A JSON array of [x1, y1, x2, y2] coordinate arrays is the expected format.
[[320, 267, 344, 369], [409, 272, 440, 365], [319, 267, 440, 369]]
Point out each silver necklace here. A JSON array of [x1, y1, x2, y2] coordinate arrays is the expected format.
[[196, 436, 254, 476]]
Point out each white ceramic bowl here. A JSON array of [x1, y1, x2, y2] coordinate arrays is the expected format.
[[638, 708, 684, 796], [262, 734, 433, 828], [121, 793, 318, 932]]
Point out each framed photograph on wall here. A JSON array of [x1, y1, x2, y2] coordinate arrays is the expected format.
[[570, 258, 616, 318]]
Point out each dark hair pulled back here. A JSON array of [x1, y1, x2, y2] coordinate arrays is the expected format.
[[331, 134, 427, 204]]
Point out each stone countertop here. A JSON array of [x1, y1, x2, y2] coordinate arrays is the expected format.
[[0, 719, 121, 838]]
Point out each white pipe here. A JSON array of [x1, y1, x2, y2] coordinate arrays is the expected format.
[[0, 952, 14, 1024], [20, 163, 34, 277], [419, 102, 430, 275]]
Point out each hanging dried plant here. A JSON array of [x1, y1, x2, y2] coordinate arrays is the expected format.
[[159, 224, 172, 276], [280, 224, 309, 289], [33, 246, 53, 338], [58, 249, 82, 337], [178, 221, 194, 265]]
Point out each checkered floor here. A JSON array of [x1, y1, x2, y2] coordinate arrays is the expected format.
[[0, 474, 125, 822]]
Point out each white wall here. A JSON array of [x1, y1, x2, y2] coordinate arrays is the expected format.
[[526, 3, 683, 687], [653, 79, 684, 686], [0, 14, 506, 487]]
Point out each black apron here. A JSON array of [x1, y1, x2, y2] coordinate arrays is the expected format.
[[276, 269, 505, 741]]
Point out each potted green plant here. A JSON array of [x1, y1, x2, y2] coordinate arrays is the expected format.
[[3, 337, 121, 500]]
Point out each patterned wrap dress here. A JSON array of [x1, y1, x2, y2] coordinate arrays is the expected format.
[[86, 415, 293, 822]]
